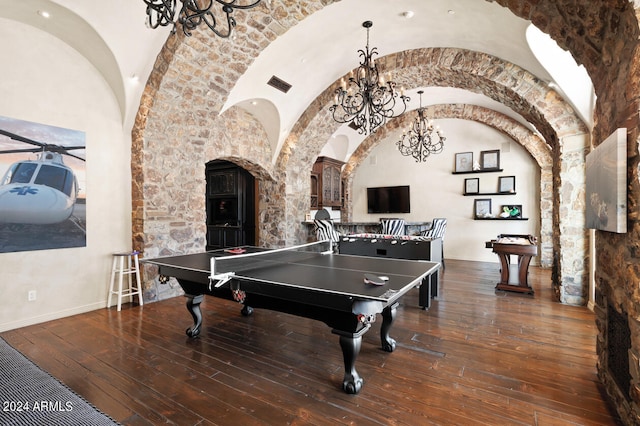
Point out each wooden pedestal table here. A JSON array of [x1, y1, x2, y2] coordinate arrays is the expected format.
[[486, 234, 538, 295]]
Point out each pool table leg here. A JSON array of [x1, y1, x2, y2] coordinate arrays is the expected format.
[[333, 326, 370, 394], [338, 333, 363, 394], [380, 302, 398, 352], [185, 294, 204, 338]]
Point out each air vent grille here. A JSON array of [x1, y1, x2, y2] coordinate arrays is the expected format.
[[267, 75, 292, 93]]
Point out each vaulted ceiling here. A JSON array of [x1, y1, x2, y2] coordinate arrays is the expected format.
[[0, 0, 592, 163]]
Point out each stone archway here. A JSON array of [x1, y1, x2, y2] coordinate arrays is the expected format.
[[341, 104, 554, 268], [276, 48, 587, 303]]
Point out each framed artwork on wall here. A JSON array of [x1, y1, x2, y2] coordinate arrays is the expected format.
[[498, 176, 516, 193], [474, 198, 492, 218], [586, 127, 627, 233], [0, 115, 86, 253], [455, 152, 473, 172], [480, 149, 500, 170], [464, 178, 479, 194]]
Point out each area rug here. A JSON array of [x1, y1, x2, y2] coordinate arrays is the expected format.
[[0, 337, 119, 426]]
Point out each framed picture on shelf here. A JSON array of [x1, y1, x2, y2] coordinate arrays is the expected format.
[[464, 178, 479, 194], [480, 149, 500, 170], [474, 198, 492, 218], [501, 204, 522, 219], [498, 176, 516, 193], [455, 152, 473, 172]]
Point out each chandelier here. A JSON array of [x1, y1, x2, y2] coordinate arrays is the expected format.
[[329, 21, 409, 135], [396, 91, 445, 162], [143, 0, 263, 38]]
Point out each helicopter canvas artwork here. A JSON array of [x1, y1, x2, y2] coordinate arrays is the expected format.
[[0, 115, 86, 253]]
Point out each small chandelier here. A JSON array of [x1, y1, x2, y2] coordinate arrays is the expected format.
[[396, 91, 445, 162], [329, 21, 409, 135], [143, 0, 263, 38]]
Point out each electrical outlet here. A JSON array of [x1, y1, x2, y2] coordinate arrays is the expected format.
[[28, 290, 36, 302]]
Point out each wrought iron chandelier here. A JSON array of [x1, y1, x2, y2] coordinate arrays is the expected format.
[[143, 0, 263, 37], [396, 91, 445, 162], [329, 21, 409, 135]]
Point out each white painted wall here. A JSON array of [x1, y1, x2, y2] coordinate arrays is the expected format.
[[351, 119, 540, 263], [0, 19, 131, 331]]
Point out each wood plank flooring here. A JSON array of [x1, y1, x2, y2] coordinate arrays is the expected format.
[[1, 259, 622, 425]]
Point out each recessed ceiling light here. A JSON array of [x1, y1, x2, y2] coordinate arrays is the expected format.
[[448, 9, 455, 15], [402, 11, 414, 19], [37, 10, 51, 18]]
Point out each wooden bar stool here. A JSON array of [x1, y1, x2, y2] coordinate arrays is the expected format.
[[108, 251, 143, 311]]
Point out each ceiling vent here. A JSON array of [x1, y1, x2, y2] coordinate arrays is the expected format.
[[267, 75, 292, 93]]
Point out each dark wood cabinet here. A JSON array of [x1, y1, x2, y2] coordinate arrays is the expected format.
[[205, 160, 255, 250], [311, 156, 344, 208]]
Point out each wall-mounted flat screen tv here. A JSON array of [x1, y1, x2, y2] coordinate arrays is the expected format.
[[367, 185, 410, 213]]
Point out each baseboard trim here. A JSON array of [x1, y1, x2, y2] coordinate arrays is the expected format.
[[0, 302, 106, 333]]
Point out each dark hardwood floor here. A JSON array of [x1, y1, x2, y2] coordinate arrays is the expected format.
[[2, 259, 621, 425]]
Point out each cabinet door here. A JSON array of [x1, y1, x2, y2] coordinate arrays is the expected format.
[[208, 227, 224, 249], [322, 165, 333, 203], [331, 166, 341, 204], [322, 165, 342, 206], [310, 173, 318, 208], [207, 226, 242, 249], [223, 227, 242, 247]]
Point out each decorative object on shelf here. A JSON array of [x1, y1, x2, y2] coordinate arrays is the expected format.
[[473, 161, 481, 171], [464, 178, 479, 195], [396, 91, 445, 162], [500, 205, 522, 218], [329, 21, 409, 135], [455, 152, 473, 173], [498, 175, 516, 193], [480, 149, 500, 170], [143, 0, 263, 37], [474, 198, 492, 218]]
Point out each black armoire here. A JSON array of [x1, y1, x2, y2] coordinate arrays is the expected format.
[[205, 160, 256, 250]]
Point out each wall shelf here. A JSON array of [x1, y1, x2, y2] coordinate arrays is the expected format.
[[474, 217, 529, 221], [452, 169, 503, 175], [464, 192, 516, 196]]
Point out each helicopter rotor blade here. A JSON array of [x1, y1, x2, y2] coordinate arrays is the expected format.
[[56, 145, 85, 151], [0, 129, 44, 147], [0, 148, 42, 154], [0, 129, 85, 161], [62, 152, 85, 162]]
